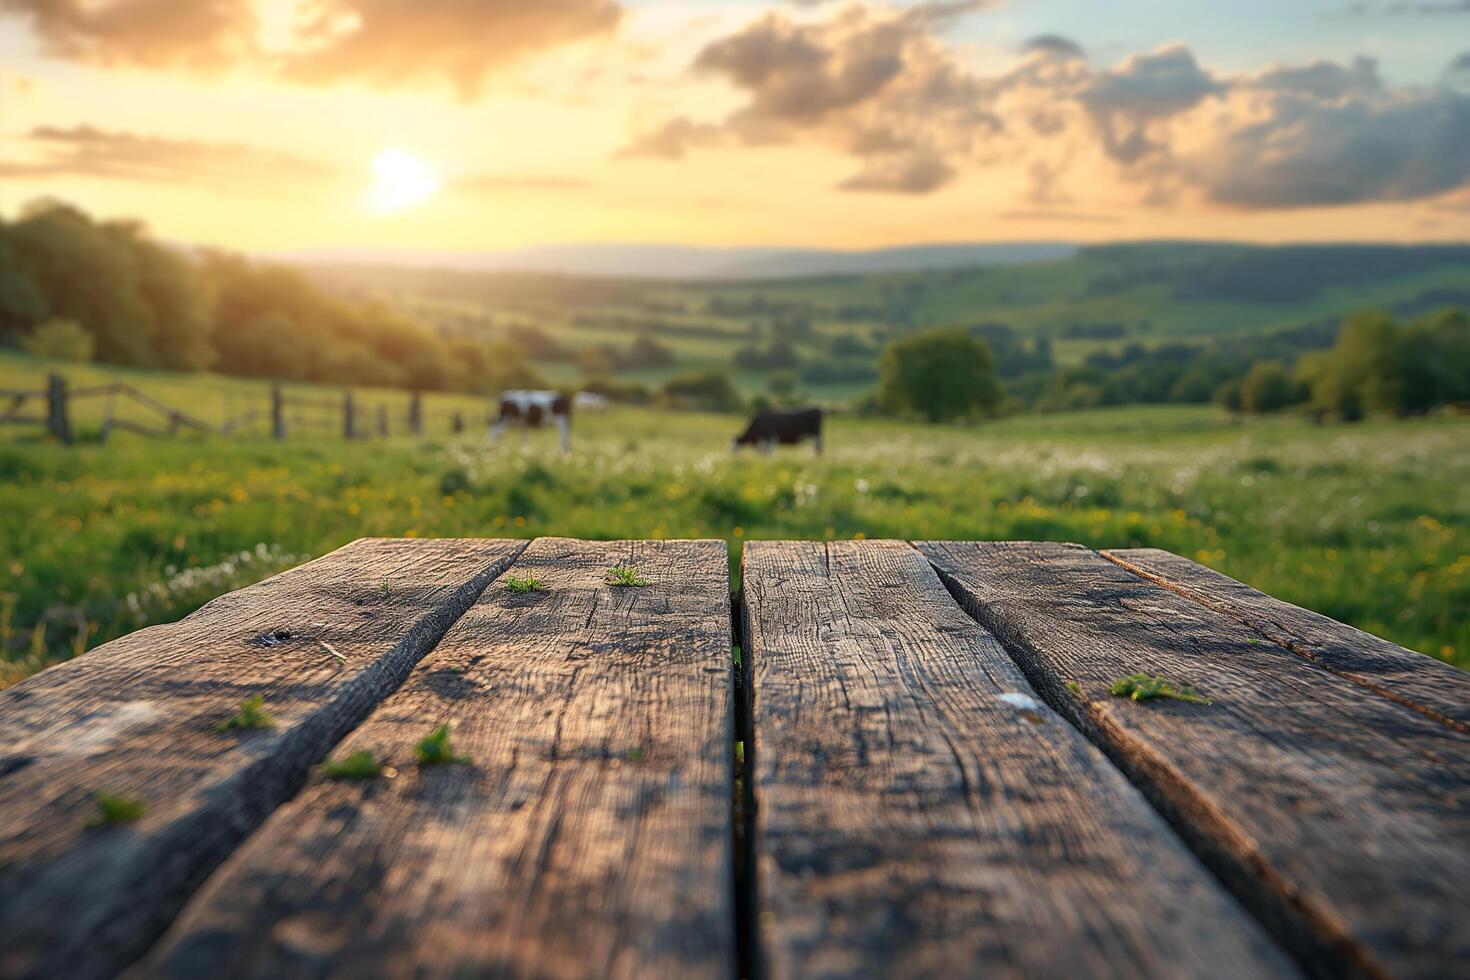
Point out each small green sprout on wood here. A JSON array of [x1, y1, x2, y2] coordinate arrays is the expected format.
[[503, 575, 544, 593], [1064, 680, 1082, 696], [606, 566, 650, 587], [323, 750, 386, 781], [217, 695, 274, 732], [1108, 673, 1213, 705], [86, 792, 146, 827], [378, 579, 391, 596], [415, 724, 468, 766]]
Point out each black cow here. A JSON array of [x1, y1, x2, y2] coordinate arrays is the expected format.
[[732, 407, 823, 454], [491, 390, 573, 451]]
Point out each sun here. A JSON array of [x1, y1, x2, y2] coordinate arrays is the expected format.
[[368, 148, 439, 216]]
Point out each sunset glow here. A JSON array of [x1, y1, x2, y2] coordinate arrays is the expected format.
[[0, 1, 1465, 254], [368, 148, 439, 216]]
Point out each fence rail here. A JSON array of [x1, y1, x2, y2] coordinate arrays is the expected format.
[[12, 374, 465, 446]]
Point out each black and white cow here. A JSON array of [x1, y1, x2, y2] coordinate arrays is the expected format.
[[491, 390, 572, 451], [732, 407, 823, 454]]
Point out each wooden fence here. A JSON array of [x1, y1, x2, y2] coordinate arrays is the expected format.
[[0, 374, 472, 445]]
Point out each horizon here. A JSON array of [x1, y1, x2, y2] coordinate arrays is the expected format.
[[268, 237, 1470, 281], [1, 1, 1468, 255]]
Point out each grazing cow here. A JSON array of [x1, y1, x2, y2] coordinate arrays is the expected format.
[[491, 390, 572, 451], [732, 407, 823, 454], [573, 391, 610, 413]]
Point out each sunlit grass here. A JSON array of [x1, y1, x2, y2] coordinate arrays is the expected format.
[[2, 397, 1467, 685]]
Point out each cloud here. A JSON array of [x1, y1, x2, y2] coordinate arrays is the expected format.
[[618, 116, 725, 160], [0, 125, 338, 189], [282, 0, 622, 99], [1448, 51, 1470, 88], [838, 146, 954, 192], [1078, 46, 1224, 163], [0, 0, 622, 97], [1021, 34, 1085, 60], [624, 2, 1470, 211], [1199, 84, 1470, 208], [0, 0, 257, 69], [1253, 56, 1382, 99], [1345, 2, 1470, 13], [622, 1, 999, 193]]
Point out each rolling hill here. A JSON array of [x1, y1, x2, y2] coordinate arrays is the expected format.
[[306, 241, 1470, 401]]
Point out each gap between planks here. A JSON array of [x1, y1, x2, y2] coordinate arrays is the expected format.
[[139, 538, 738, 980], [916, 540, 1469, 980], [1099, 548, 1470, 736]]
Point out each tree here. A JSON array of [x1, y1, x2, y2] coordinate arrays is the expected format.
[[21, 319, 93, 362], [1214, 378, 1243, 414], [1299, 308, 1470, 420], [133, 237, 215, 370], [0, 235, 47, 337], [628, 334, 674, 367], [1239, 360, 1301, 413], [876, 327, 1001, 422], [1169, 368, 1216, 403], [7, 203, 155, 364]]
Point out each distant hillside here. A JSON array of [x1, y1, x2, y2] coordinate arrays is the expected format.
[[306, 240, 1470, 405], [278, 241, 1077, 279], [671, 242, 1470, 339]]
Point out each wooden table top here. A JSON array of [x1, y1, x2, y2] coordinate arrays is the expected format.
[[1, 537, 1465, 980]]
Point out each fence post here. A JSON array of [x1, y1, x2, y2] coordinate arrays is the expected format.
[[377, 405, 388, 438], [343, 390, 356, 440], [46, 374, 72, 445], [409, 393, 423, 435], [451, 411, 464, 434], [271, 385, 285, 440]]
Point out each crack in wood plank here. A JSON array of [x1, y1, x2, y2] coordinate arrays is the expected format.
[[138, 538, 736, 980], [743, 539, 1294, 979]]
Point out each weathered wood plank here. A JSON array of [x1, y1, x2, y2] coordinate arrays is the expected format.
[[143, 538, 735, 980], [918, 540, 1470, 980], [0, 537, 525, 980], [1104, 548, 1470, 733], [741, 540, 1295, 979]]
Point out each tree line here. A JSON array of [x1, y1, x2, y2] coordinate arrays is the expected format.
[[0, 201, 538, 395], [1224, 308, 1470, 419], [862, 308, 1469, 425]]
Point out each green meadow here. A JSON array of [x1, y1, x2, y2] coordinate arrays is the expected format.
[[3, 367, 1466, 684]]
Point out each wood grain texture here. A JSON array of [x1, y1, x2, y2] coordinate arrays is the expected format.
[[142, 538, 735, 980], [0, 537, 525, 980], [741, 540, 1295, 980], [918, 540, 1470, 980], [1104, 548, 1470, 733]]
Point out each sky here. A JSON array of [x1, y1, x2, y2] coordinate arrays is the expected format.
[[0, 0, 1467, 254]]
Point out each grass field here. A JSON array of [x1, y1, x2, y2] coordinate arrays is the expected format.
[[3, 358, 1467, 685]]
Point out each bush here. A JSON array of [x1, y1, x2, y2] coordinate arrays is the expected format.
[[21, 319, 94, 362], [1240, 360, 1303, 414], [581, 377, 653, 405], [876, 327, 1001, 423], [1214, 378, 1243, 414], [1300, 308, 1470, 419], [660, 371, 744, 413]]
